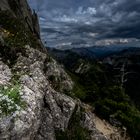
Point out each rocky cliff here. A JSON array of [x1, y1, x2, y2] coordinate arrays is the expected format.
[[0, 0, 130, 140]]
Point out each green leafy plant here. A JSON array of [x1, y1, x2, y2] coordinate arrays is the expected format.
[[0, 83, 25, 116]]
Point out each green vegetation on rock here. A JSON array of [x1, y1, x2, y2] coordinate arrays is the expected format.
[[0, 10, 43, 66], [0, 83, 25, 116]]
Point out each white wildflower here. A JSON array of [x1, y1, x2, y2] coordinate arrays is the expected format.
[[16, 105, 21, 110]]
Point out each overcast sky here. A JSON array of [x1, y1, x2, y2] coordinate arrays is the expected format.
[[28, 0, 140, 39]]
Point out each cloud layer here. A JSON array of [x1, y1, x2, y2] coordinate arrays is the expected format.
[[28, 0, 140, 40]]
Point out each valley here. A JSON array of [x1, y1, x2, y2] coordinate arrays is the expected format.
[[48, 47, 140, 139]]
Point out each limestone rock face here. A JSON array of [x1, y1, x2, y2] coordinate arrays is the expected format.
[[0, 45, 74, 140], [0, 0, 11, 11], [0, 46, 45, 139], [45, 59, 74, 93], [0, 61, 12, 85], [0, 0, 40, 39]]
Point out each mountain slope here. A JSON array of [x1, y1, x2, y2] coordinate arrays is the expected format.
[[49, 47, 140, 140]]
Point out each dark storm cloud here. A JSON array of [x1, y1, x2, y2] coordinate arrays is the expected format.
[[28, 0, 140, 39]]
